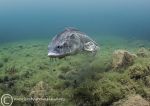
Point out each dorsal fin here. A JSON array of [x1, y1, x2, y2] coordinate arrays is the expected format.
[[65, 27, 79, 31]]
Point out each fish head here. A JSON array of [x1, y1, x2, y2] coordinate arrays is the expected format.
[[48, 33, 81, 58], [48, 41, 70, 58]]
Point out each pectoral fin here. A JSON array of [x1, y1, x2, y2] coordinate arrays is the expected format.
[[84, 42, 97, 52]]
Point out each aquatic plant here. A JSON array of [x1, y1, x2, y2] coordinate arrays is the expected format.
[[145, 76, 150, 87], [65, 70, 78, 80], [74, 88, 96, 105], [32, 44, 39, 47], [128, 64, 149, 80], [0, 39, 150, 106], [25, 54, 30, 57], [0, 75, 16, 92], [18, 45, 23, 49], [3, 47, 8, 50], [3, 57, 9, 62], [58, 73, 66, 80], [72, 77, 125, 106], [59, 64, 71, 73], [90, 57, 111, 72], [5, 66, 17, 75], [0, 61, 3, 68], [70, 68, 150, 106], [37, 63, 48, 70]]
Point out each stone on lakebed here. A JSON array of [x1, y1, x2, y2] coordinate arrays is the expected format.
[[112, 50, 137, 69]]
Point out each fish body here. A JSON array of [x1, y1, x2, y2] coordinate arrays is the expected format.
[[48, 27, 99, 58]]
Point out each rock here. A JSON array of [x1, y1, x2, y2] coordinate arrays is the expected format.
[[113, 95, 149, 106], [29, 81, 49, 106], [112, 50, 137, 69], [128, 64, 149, 80], [137, 47, 149, 57]]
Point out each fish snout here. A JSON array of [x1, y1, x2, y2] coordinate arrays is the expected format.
[[48, 52, 66, 58], [48, 52, 59, 57]]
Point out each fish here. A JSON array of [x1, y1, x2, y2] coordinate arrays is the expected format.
[[48, 27, 99, 59]]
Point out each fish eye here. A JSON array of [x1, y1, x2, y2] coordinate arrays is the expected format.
[[57, 46, 60, 48], [57, 45, 62, 48]]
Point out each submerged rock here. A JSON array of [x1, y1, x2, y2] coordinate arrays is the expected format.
[[112, 50, 137, 69], [29, 81, 49, 106], [128, 64, 148, 80], [113, 95, 149, 106], [137, 47, 149, 57]]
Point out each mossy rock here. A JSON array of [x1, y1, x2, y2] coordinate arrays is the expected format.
[[112, 50, 137, 69], [72, 78, 125, 106], [112, 95, 149, 106], [128, 64, 149, 80], [73, 87, 97, 106], [95, 79, 125, 106], [137, 47, 149, 57], [29, 81, 50, 106]]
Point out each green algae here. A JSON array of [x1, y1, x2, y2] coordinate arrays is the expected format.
[[0, 38, 150, 106], [0, 61, 3, 68]]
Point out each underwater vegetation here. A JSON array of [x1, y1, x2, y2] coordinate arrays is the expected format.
[[0, 38, 150, 106], [0, 61, 3, 68]]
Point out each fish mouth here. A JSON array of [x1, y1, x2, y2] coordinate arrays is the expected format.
[[48, 52, 65, 58]]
